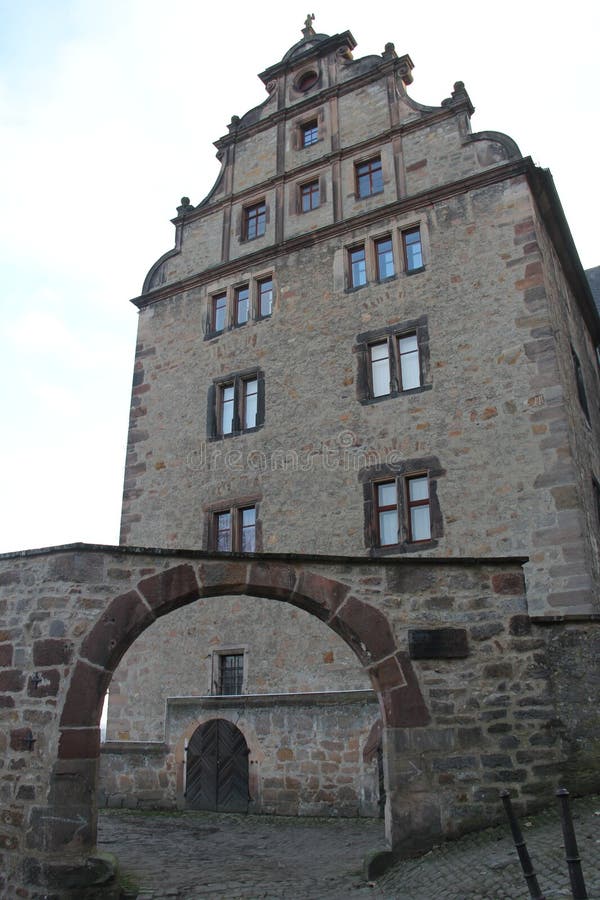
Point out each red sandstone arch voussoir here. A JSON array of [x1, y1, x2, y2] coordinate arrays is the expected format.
[[289, 570, 351, 621], [377, 652, 431, 728], [329, 595, 397, 665], [197, 560, 249, 596], [60, 660, 112, 731], [79, 590, 156, 672], [137, 563, 200, 616], [246, 560, 299, 600]]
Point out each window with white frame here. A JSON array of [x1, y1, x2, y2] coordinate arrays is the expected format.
[[402, 226, 424, 273], [349, 245, 367, 288], [356, 317, 430, 403], [208, 370, 265, 438], [360, 458, 443, 553]]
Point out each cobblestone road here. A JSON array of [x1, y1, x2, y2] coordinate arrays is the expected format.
[[98, 794, 600, 899]]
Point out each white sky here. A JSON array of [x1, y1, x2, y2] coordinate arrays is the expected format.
[[0, 0, 598, 554]]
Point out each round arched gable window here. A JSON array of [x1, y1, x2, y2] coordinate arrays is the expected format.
[[295, 69, 319, 92]]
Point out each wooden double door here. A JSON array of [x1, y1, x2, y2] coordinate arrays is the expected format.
[[185, 719, 249, 813]]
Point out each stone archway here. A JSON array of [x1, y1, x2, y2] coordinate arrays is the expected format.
[[45, 558, 429, 889], [7, 546, 537, 894]]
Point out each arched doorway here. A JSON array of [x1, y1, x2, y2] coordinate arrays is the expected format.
[[6, 551, 441, 894], [186, 718, 249, 813]]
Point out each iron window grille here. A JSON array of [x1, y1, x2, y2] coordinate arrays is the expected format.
[[218, 653, 244, 695]]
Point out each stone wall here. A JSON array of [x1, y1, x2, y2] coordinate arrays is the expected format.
[[105, 595, 372, 743], [119, 173, 599, 618], [2, 544, 583, 896], [100, 692, 381, 817]]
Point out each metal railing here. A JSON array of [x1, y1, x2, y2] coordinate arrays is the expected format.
[[501, 788, 588, 900]]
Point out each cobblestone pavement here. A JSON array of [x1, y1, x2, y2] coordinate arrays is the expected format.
[[98, 794, 600, 899]]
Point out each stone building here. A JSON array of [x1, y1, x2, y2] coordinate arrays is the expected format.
[[99, 19, 600, 820], [2, 18, 600, 896]]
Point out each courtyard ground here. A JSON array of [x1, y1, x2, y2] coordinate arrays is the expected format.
[[97, 793, 600, 899]]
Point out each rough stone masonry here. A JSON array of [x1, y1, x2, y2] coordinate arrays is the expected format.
[[1, 18, 600, 898]]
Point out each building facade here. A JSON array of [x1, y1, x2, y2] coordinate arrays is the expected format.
[[100, 20, 600, 819]]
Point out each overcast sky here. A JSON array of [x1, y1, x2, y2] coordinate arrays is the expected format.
[[0, 0, 598, 554]]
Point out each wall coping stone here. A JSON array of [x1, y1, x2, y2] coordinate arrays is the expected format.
[[166, 689, 377, 708], [0, 540, 528, 568], [101, 741, 168, 755]]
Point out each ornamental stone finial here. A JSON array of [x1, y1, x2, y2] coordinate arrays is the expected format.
[[302, 13, 315, 38]]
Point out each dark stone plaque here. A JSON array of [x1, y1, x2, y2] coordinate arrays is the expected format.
[[408, 628, 469, 660]]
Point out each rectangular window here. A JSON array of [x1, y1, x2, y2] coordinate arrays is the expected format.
[[243, 378, 258, 430], [403, 227, 423, 272], [218, 653, 244, 695], [240, 506, 256, 552], [220, 383, 235, 435], [258, 277, 273, 317], [210, 504, 258, 554], [244, 202, 266, 240], [211, 370, 264, 438], [363, 457, 440, 551], [363, 329, 422, 401], [370, 342, 391, 398], [300, 179, 320, 212], [407, 475, 431, 542], [375, 236, 394, 280], [356, 157, 383, 198], [215, 511, 232, 552], [349, 246, 367, 288], [398, 333, 420, 390], [211, 293, 227, 333], [376, 481, 399, 546], [572, 347, 590, 422], [593, 477, 600, 530], [302, 120, 318, 147], [235, 285, 249, 325]]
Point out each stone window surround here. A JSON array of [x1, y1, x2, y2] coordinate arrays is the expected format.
[[290, 67, 323, 100], [354, 315, 432, 405], [206, 368, 265, 440], [291, 107, 325, 150], [343, 220, 428, 292], [203, 494, 262, 553], [359, 457, 444, 555], [205, 273, 274, 339], [239, 198, 269, 243], [299, 178, 321, 212], [354, 154, 384, 200]]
